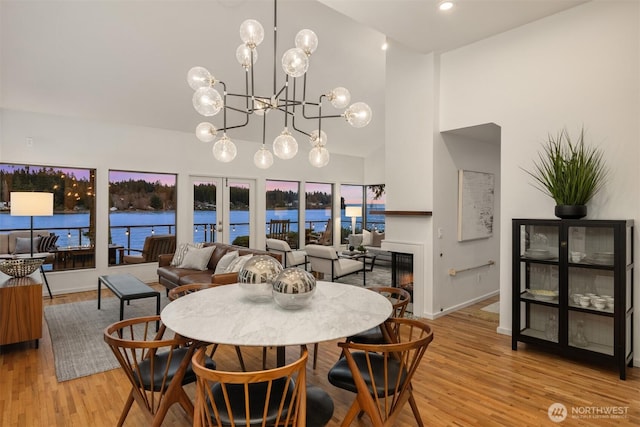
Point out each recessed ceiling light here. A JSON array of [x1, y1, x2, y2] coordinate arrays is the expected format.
[[381, 42, 389, 51], [439, 1, 454, 11]]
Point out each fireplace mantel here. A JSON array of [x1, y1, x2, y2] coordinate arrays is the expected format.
[[369, 210, 432, 216]]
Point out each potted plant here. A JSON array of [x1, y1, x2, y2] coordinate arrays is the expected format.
[[523, 127, 607, 219]]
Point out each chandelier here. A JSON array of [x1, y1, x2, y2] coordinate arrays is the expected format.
[[186, 0, 372, 169]]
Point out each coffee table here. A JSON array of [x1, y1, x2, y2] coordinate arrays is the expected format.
[[98, 274, 160, 327], [340, 250, 378, 271]]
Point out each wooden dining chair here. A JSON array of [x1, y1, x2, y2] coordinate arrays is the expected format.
[[168, 283, 247, 372], [346, 286, 411, 344], [327, 318, 434, 427], [103, 315, 215, 427], [192, 345, 309, 427], [313, 286, 411, 370]]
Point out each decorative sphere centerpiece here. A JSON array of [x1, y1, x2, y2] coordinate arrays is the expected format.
[[238, 255, 283, 302], [272, 267, 316, 310]]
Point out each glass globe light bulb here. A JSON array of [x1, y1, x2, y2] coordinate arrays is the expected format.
[[328, 87, 351, 109], [239, 19, 264, 48], [273, 128, 298, 160], [295, 29, 318, 56], [195, 122, 217, 142], [236, 44, 258, 69], [193, 87, 223, 116], [187, 66, 213, 90], [309, 146, 330, 168], [345, 102, 372, 128], [309, 129, 327, 147], [212, 135, 237, 162], [281, 48, 309, 78], [254, 146, 274, 169]]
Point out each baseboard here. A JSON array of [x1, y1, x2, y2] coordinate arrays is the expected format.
[[424, 289, 500, 320]]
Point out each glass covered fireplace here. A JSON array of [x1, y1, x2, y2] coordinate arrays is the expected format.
[[392, 252, 414, 298]]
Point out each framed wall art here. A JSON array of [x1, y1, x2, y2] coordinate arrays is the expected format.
[[457, 169, 495, 241]]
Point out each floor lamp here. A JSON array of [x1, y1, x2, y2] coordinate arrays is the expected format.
[[345, 206, 362, 235], [10, 192, 54, 298]]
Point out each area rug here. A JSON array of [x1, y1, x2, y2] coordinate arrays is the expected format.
[[334, 265, 391, 287], [44, 295, 169, 382]]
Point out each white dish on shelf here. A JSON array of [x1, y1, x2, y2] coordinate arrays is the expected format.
[[526, 289, 558, 301]]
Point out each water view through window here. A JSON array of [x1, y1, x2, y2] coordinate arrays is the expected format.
[[109, 170, 177, 265], [0, 163, 96, 270]]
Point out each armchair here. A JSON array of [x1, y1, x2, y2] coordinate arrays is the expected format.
[[305, 244, 366, 285], [122, 234, 176, 264], [266, 238, 307, 268]]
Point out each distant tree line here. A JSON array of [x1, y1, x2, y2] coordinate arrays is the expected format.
[[109, 179, 175, 211], [0, 164, 95, 211]]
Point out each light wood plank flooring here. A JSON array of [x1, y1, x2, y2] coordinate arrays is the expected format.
[[0, 286, 638, 426]]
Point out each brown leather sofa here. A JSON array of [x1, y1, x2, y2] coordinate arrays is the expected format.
[[157, 242, 281, 291]]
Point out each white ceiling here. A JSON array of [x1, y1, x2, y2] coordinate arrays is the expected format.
[[1, 0, 586, 158]]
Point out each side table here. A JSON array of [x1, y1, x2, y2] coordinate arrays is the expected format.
[[0, 270, 43, 348]]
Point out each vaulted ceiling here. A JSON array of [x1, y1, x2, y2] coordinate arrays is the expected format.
[[1, 0, 585, 158]]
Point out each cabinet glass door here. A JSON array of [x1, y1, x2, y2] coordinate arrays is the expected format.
[[518, 223, 560, 343]]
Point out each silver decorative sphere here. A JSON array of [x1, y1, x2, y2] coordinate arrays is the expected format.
[[272, 267, 316, 310], [238, 255, 283, 302]]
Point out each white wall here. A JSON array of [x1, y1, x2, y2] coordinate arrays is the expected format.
[[383, 42, 434, 317], [439, 1, 640, 361], [0, 108, 365, 294], [433, 127, 501, 315]]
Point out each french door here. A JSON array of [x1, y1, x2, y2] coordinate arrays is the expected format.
[[191, 176, 255, 247]]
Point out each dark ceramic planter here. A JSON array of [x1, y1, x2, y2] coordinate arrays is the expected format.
[[555, 205, 587, 219]]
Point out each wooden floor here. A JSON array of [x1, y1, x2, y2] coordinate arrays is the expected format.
[[1, 286, 638, 426]]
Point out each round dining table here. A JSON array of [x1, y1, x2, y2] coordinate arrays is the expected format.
[[161, 281, 393, 365]]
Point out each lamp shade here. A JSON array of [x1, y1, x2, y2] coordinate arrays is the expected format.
[[10, 192, 54, 216], [345, 206, 362, 218]]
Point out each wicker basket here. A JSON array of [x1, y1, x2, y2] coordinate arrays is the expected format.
[[0, 258, 45, 278]]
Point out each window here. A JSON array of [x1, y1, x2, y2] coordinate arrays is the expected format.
[[305, 182, 333, 245], [366, 184, 386, 231], [266, 180, 300, 248], [193, 180, 217, 243], [340, 184, 364, 241], [108, 170, 176, 265], [0, 163, 96, 270]]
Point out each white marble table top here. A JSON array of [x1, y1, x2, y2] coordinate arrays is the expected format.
[[161, 281, 393, 347]]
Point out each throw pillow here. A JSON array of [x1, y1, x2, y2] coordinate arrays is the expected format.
[[214, 251, 239, 274], [171, 242, 205, 266], [226, 254, 253, 273], [371, 231, 385, 247], [348, 234, 363, 248], [362, 229, 372, 246], [13, 236, 41, 254], [38, 234, 59, 252], [177, 245, 216, 270]]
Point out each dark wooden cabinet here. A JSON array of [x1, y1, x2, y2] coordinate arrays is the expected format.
[[512, 219, 634, 379]]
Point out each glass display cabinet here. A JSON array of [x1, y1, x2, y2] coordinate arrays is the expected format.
[[511, 219, 634, 379]]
